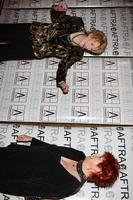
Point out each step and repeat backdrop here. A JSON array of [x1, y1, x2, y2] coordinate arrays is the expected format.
[[0, 2, 133, 124], [0, 123, 133, 200]]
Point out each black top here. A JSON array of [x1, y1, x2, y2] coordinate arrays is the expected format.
[[0, 138, 86, 199]]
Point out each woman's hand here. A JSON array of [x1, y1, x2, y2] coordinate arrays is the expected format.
[[54, 1, 68, 12], [17, 134, 33, 142], [58, 81, 69, 94]]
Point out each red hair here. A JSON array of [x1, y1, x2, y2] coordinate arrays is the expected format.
[[87, 152, 120, 187]]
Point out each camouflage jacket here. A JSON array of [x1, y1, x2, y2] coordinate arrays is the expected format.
[[30, 6, 85, 86]]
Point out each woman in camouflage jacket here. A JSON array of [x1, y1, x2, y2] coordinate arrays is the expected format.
[[0, 2, 107, 94]]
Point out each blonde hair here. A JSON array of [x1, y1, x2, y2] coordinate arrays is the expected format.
[[87, 29, 107, 55]]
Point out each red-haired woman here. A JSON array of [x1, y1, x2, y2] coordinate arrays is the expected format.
[[0, 135, 120, 199]]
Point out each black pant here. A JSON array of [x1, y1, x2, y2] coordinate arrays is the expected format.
[[0, 23, 35, 61]]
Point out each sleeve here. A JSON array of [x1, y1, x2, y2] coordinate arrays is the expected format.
[[56, 48, 84, 85], [7, 138, 50, 149], [31, 138, 50, 147], [31, 138, 85, 161], [50, 5, 84, 31]]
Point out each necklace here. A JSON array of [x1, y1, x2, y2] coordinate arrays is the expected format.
[[77, 160, 87, 183], [57, 34, 70, 45]]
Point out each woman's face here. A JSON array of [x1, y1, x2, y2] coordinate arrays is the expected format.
[[86, 154, 104, 173], [81, 33, 100, 53]]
